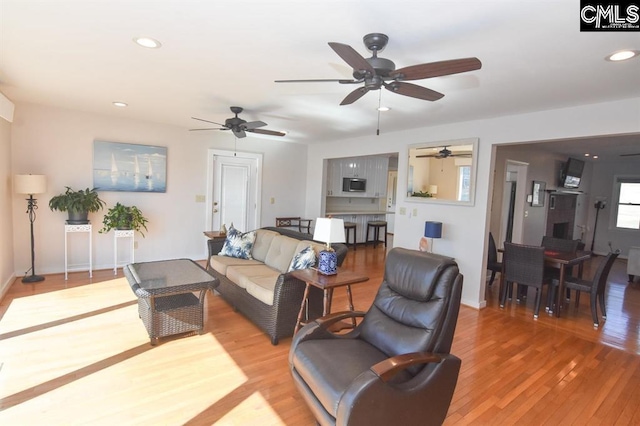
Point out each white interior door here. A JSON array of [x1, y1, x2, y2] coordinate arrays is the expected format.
[[499, 161, 528, 247], [386, 170, 398, 233], [206, 150, 262, 233]]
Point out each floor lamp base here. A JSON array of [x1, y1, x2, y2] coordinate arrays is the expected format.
[[22, 274, 45, 283]]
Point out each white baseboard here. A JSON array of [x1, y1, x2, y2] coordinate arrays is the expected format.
[[1, 273, 17, 301]]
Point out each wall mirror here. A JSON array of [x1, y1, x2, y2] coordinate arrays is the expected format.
[[407, 138, 478, 206]]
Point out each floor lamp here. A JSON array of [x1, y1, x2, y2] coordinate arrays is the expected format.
[[15, 174, 47, 283]]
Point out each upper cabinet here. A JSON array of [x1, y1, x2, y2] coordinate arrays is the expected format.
[[327, 155, 390, 198]]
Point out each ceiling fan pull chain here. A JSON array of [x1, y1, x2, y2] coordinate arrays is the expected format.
[[376, 90, 382, 136]]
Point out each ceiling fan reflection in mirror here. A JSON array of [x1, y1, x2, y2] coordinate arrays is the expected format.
[[190, 106, 286, 138], [416, 145, 472, 159], [275, 33, 482, 105]]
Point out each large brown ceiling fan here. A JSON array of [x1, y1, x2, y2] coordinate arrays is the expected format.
[[275, 33, 482, 105], [190, 106, 285, 138]]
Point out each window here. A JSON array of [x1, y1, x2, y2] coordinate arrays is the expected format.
[[615, 178, 640, 230], [457, 166, 471, 202]]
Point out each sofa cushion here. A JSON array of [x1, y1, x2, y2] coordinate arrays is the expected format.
[[244, 274, 282, 306], [210, 255, 262, 276], [288, 245, 317, 272], [251, 229, 280, 262], [264, 235, 301, 273], [219, 226, 256, 259], [227, 264, 280, 288]]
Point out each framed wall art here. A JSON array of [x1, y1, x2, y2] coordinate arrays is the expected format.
[[93, 141, 167, 193], [531, 180, 546, 207]]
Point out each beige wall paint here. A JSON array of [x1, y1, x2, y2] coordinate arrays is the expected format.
[[10, 103, 308, 276]]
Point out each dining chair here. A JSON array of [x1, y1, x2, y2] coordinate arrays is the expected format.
[[541, 236, 582, 300], [487, 232, 502, 286], [550, 250, 619, 327], [501, 242, 550, 318]]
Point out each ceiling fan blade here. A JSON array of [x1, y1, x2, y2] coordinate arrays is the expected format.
[[189, 127, 226, 131], [390, 57, 482, 81], [384, 82, 444, 101], [249, 128, 286, 137], [620, 153, 640, 157], [232, 128, 246, 138], [243, 120, 267, 130], [340, 87, 369, 105], [275, 78, 359, 84], [328, 42, 375, 75], [416, 154, 439, 158], [191, 117, 226, 126]]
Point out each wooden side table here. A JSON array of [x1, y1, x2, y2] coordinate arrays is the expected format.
[[291, 268, 369, 333]]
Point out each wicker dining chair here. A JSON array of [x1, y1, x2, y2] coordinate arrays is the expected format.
[[549, 250, 619, 327], [501, 242, 549, 318]]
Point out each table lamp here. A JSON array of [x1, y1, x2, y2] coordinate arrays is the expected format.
[[313, 218, 345, 275], [424, 221, 442, 254], [15, 174, 47, 283]]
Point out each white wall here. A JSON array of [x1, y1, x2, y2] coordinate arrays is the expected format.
[[0, 113, 15, 297], [305, 98, 640, 309], [11, 103, 308, 275]]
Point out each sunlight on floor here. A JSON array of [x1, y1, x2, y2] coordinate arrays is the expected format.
[[0, 278, 288, 424]]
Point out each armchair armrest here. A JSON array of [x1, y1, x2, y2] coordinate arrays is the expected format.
[[371, 352, 444, 382], [315, 311, 366, 328]]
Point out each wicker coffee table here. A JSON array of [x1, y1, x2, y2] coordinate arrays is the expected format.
[[124, 258, 219, 345]]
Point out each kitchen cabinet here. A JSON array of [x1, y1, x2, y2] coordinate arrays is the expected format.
[[341, 157, 366, 178], [365, 156, 389, 198], [326, 159, 342, 196]]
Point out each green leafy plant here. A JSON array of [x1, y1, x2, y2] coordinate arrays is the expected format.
[[49, 187, 105, 222], [411, 190, 434, 198], [99, 202, 149, 237]]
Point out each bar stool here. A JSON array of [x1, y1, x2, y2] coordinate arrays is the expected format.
[[366, 220, 387, 248], [344, 222, 357, 250]]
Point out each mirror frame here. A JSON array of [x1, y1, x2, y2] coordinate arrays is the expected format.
[[406, 137, 479, 206]]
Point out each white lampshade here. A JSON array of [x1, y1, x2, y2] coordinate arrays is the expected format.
[[313, 218, 346, 246], [14, 174, 47, 195], [429, 185, 438, 195]]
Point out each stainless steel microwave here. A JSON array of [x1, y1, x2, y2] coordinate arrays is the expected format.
[[343, 177, 366, 192]]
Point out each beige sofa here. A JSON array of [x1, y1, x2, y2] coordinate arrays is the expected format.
[[207, 226, 348, 344]]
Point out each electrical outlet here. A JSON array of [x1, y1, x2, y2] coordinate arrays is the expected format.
[[195, 195, 205, 203], [270, 197, 275, 204], [412, 208, 418, 216], [399, 207, 406, 215]]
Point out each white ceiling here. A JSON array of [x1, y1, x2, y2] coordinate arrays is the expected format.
[[1, 1, 639, 156]]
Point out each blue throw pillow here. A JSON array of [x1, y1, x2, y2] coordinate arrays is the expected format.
[[218, 226, 256, 259], [288, 246, 317, 272]]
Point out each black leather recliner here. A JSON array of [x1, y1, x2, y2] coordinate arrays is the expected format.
[[289, 247, 463, 426]]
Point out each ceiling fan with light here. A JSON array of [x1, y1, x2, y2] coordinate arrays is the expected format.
[[275, 33, 482, 106], [416, 146, 472, 159], [190, 106, 285, 138]]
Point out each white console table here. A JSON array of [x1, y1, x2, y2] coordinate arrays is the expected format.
[[64, 224, 92, 280], [114, 229, 135, 275]]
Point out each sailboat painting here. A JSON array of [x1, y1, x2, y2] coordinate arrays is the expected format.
[[93, 140, 167, 192]]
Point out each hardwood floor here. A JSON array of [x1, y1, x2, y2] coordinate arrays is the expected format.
[[1, 241, 640, 425]]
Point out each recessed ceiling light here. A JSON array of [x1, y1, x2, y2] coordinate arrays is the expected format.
[[133, 37, 162, 49], [606, 50, 639, 61], [377, 106, 390, 112], [593, 155, 599, 159], [112, 101, 128, 107], [584, 153, 590, 157]]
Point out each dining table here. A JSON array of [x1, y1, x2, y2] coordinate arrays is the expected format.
[[498, 248, 592, 318]]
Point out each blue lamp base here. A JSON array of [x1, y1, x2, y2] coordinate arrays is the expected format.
[[317, 250, 338, 275]]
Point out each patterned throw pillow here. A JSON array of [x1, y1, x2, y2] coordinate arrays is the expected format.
[[288, 246, 317, 272], [218, 226, 256, 259]]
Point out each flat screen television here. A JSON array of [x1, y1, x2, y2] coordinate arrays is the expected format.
[[560, 157, 585, 189]]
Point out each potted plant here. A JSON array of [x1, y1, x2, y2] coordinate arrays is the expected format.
[[49, 187, 105, 224], [99, 202, 149, 237]]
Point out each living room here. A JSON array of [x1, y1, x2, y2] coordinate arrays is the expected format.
[[1, 1, 640, 424]]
